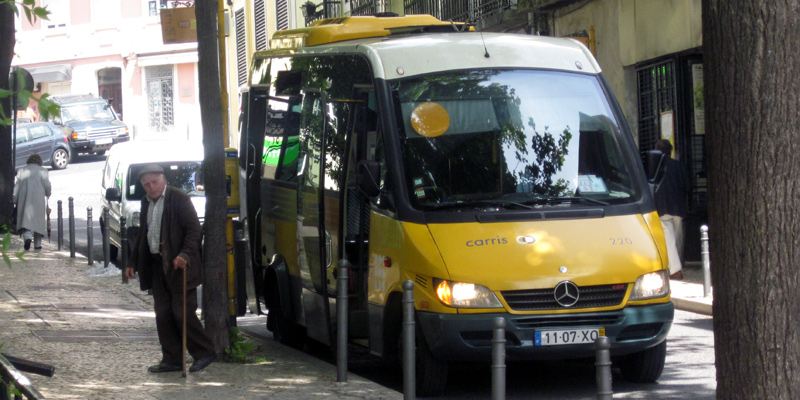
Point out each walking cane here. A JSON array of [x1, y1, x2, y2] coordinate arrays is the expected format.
[[181, 266, 188, 378], [46, 198, 51, 242]]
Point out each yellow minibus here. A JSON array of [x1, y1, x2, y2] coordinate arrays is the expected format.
[[237, 15, 673, 396]]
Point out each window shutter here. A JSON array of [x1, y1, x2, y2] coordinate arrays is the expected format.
[[235, 8, 247, 87], [276, 0, 288, 31], [254, 0, 267, 51]]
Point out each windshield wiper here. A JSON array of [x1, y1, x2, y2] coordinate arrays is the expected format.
[[427, 199, 535, 211], [519, 196, 609, 206]]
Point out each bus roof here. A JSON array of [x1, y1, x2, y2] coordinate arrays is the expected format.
[[255, 29, 601, 82], [270, 15, 462, 48]]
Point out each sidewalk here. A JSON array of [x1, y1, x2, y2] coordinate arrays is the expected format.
[[670, 265, 714, 316], [0, 237, 401, 400], [1, 236, 712, 399]]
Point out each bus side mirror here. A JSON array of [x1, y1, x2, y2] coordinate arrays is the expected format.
[[357, 160, 381, 198], [643, 150, 666, 184], [105, 187, 122, 202]]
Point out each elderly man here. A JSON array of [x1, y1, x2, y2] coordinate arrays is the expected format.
[[125, 163, 216, 373]]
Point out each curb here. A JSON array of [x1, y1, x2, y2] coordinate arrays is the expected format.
[[672, 297, 712, 316]]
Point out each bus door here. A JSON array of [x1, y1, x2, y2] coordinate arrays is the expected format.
[[296, 89, 334, 345], [239, 88, 267, 314]]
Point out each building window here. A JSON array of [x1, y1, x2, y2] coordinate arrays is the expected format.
[[636, 61, 675, 155], [235, 8, 247, 87], [276, 0, 288, 31], [254, 0, 267, 51], [148, 0, 189, 17], [146, 65, 175, 132], [42, 0, 68, 29]]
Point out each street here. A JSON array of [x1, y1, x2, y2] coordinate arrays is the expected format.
[[50, 156, 717, 399], [47, 155, 110, 270]]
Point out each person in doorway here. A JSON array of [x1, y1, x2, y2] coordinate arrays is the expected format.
[[14, 154, 51, 251], [125, 164, 216, 373], [654, 139, 688, 280]]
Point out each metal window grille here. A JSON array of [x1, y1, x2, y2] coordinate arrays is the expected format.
[[235, 8, 247, 87], [403, 0, 511, 22], [276, 0, 289, 30], [145, 65, 174, 132], [636, 61, 675, 154], [254, 0, 267, 51], [350, 0, 377, 16]]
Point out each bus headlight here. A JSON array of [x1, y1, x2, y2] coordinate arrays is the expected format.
[[630, 270, 670, 300], [434, 279, 502, 308]]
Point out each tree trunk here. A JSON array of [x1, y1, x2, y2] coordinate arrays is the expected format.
[[704, 2, 800, 398], [0, 4, 15, 227], [195, 0, 229, 354]]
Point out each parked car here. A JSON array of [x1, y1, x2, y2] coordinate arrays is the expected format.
[[13, 121, 71, 170], [49, 94, 129, 159], [100, 140, 205, 260]]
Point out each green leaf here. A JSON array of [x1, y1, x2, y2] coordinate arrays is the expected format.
[[37, 96, 60, 121], [17, 90, 32, 108], [0, 88, 11, 98], [23, 0, 35, 5], [23, 6, 32, 23], [33, 6, 50, 20], [15, 251, 25, 260]]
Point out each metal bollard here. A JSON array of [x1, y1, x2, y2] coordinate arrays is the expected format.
[[120, 217, 128, 284], [402, 280, 416, 400], [595, 336, 613, 400], [102, 208, 110, 268], [700, 225, 712, 297], [86, 207, 93, 265], [68, 197, 75, 258], [336, 259, 349, 383], [491, 317, 506, 400], [57, 200, 63, 250]]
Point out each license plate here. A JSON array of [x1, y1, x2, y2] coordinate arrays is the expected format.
[[534, 327, 605, 346], [95, 138, 113, 145]]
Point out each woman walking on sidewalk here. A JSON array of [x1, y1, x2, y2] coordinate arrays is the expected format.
[[13, 154, 51, 251]]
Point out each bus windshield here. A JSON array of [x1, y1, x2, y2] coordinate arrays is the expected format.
[[395, 69, 641, 210]]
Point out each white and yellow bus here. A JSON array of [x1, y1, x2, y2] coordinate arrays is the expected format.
[[237, 15, 673, 396]]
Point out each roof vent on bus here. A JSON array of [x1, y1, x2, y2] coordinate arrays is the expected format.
[[374, 12, 399, 18]]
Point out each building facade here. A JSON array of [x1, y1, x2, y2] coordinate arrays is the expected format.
[[13, 0, 203, 142]]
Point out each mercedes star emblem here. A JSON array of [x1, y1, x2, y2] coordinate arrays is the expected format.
[[553, 280, 580, 307]]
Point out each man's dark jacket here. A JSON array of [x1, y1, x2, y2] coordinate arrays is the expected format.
[[130, 186, 203, 291], [654, 158, 688, 218]]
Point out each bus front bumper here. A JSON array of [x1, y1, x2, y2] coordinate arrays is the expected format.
[[416, 302, 674, 361]]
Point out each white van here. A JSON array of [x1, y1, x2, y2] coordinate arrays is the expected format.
[[100, 140, 205, 260]]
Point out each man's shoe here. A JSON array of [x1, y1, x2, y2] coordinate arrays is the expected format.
[[147, 362, 182, 373], [189, 354, 216, 372], [23, 239, 31, 251]]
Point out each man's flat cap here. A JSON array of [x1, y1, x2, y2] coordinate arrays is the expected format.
[[137, 163, 164, 180]]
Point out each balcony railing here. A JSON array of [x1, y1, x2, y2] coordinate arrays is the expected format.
[[404, 0, 512, 22], [350, 0, 378, 16]]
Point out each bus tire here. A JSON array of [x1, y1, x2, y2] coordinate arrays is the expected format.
[[416, 333, 448, 397], [619, 340, 667, 383], [265, 273, 304, 347]]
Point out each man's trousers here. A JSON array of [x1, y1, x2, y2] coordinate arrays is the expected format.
[[150, 254, 215, 364]]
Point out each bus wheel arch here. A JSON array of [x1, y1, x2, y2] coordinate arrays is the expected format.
[[265, 255, 305, 346], [384, 290, 449, 397]]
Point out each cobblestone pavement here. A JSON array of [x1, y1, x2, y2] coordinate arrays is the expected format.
[[0, 237, 401, 400]]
